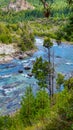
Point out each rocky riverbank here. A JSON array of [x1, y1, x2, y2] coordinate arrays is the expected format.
[[0, 43, 36, 64]]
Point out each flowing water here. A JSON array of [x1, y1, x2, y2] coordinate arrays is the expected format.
[[0, 37, 73, 115]]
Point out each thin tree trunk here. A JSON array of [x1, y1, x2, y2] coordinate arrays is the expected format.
[[51, 48, 54, 97], [48, 47, 52, 97]]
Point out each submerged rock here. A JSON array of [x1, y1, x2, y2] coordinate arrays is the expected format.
[[18, 70, 23, 73], [0, 90, 6, 96], [19, 55, 24, 60], [56, 56, 62, 58], [27, 73, 33, 77], [24, 66, 31, 70]]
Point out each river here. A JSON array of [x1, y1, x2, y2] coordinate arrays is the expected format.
[[0, 37, 73, 115]]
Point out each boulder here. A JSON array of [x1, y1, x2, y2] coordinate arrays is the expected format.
[[19, 55, 24, 60], [56, 56, 61, 58], [18, 70, 23, 73], [27, 73, 33, 77], [24, 66, 31, 70]]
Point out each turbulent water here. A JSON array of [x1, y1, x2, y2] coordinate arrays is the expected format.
[[0, 37, 73, 115]]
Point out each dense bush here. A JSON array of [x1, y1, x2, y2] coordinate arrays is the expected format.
[[20, 86, 50, 126], [0, 23, 12, 44], [63, 13, 73, 41], [0, 22, 35, 50], [56, 12, 73, 42]]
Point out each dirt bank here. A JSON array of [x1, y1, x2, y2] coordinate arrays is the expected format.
[[0, 43, 36, 63]]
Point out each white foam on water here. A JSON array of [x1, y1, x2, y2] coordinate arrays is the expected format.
[[24, 74, 29, 78], [29, 57, 35, 61], [0, 87, 3, 90], [53, 44, 58, 47], [21, 60, 28, 63], [21, 74, 30, 78], [0, 74, 12, 78], [5, 87, 17, 94], [21, 74, 25, 76], [35, 37, 44, 46], [66, 62, 73, 65]]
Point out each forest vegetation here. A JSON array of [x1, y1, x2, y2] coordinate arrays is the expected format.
[[0, 0, 73, 130]]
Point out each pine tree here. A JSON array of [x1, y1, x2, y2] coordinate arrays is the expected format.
[[20, 86, 35, 126]]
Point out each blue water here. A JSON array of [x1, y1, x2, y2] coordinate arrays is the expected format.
[[0, 37, 73, 115]]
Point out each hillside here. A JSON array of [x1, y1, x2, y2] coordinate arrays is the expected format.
[[0, 0, 67, 9], [0, 0, 69, 23], [0, 0, 34, 11]]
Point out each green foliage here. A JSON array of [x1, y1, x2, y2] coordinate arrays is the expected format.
[[0, 1, 73, 130], [0, 0, 70, 24], [32, 57, 49, 88], [0, 0, 10, 7], [18, 23, 35, 51], [66, 0, 73, 5], [56, 30, 64, 43], [56, 73, 65, 89], [20, 86, 50, 126], [0, 23, 12, 44], [56, 89, 73, 128], [0, 33, 12, 43], [64, 77, 73, 90], [0, 9, 44, 23], [63, 13, 73, 41], [0, 22, 35, 50], [44, 37, 53, 48], [0, 77, 73, 130], [20, 86, 35, 126], [27, 0, 42, 8], [44, 88, 73, 130], [21, 31, 34, 51], [56, 10, 73, 42], [35, 89, 50, 120], [0, 115, 12, 130]]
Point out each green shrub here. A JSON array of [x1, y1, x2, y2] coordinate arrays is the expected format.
[[0, 33, 12, 44]]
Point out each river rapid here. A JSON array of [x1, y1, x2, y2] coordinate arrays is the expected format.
[[0, 37, 73, 115]]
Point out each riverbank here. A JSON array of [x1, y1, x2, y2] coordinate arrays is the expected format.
[[51, 39, 73, 45], [0, 43, 36, 64]]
